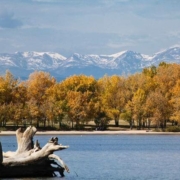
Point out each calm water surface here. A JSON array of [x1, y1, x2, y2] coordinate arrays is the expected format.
[[0, 134, 180, 180]]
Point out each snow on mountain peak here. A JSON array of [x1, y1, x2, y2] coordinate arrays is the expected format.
[[46, 52, 66, 60], [151, 46, 180, 60], [19, 51, 66, 60], [141, 54, 152, 61], [152, 46, 180, 57], [102, 50, 127, 59], [16, 51, 44, 57]]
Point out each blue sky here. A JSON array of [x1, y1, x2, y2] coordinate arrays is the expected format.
[[0, 0, 180, 57]]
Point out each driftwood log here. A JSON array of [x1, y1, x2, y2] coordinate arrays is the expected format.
[[0, 126, 69, 178]]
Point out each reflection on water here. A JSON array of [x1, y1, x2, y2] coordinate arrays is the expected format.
[[1, 134, 180, 180]]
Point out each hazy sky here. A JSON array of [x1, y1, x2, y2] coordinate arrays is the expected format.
[[0, 0, 180, 57]]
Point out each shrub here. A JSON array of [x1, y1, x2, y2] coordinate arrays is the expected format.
[[74, 124, 84, 130], [166, 126, 180, 132], [60, 123, 71, 130]]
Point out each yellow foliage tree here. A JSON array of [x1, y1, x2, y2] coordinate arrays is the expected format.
[[26, 71, 56, 127], [170, 79, 180, 124], [145, 91, 171, 129], [98, 75, 131, 126], [58, 75, 98, 129]]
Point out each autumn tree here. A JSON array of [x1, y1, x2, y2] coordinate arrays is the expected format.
[[142, 65, 157, 78], [145, 91, 171, 129], [130, 88, 146, 129], [155, 63, 180, 100], [0, 71, 19, 126], [153, 63, 180, 126], [0, 71, 18, 104], [26, 71, 56, 127], [93, 83, 111, 129], [46, 83, 68, 129], [58, 75, 98, 129], [123, 69, 158, 129], [98, 75, 131, 126], [170, 79, 180, 125]]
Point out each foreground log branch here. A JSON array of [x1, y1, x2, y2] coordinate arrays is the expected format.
[[0, 126, 69, 178]]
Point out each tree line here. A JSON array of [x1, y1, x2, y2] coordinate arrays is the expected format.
[[1, 62, 180, 130]]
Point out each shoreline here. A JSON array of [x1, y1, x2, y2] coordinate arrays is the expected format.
[[1, 130, 180, 135]]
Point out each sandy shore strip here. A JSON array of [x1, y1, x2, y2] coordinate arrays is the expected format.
[[1, 130, 180, 135]]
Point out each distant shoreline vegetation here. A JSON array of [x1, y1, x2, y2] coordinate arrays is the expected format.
[[0, 62, 180, 132]]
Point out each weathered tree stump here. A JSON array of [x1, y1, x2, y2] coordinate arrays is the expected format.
[[0, 126, 69, 178]]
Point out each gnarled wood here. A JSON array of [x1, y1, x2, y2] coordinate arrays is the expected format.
[[0, 126, 69, 178], [16, 126, 37, 154]]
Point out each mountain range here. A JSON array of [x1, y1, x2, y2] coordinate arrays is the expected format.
[[0, 46, 180, 81]]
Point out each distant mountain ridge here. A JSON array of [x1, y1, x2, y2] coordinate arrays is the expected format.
[[0, 46, 180, 80]]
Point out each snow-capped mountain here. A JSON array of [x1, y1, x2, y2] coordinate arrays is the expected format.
[[0, 47, 180, 80], [151, 47, 180, 65], [0, 51, 66, 69]]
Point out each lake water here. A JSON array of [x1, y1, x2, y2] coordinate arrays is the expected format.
[[1, 134, 180, 180]]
